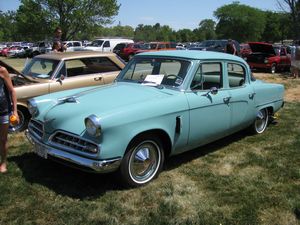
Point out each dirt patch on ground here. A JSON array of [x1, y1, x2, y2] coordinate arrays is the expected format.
[[253, 72, 300, 102]]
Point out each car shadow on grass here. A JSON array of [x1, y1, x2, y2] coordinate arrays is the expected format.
[[9, 152, 123, 199], [10, 129, 251, 199], [165, 129, 248, 171]]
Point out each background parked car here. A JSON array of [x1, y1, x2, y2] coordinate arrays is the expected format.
[[113, 42, 145, 61], [26, 41, 52, 57], [245, 42, 291, 74], [135, 42, 177, 54], [85, 38, 134, 52], [63, 41, 84, 52], [1, 51, 125, 132], [195, 39, 240, 55]]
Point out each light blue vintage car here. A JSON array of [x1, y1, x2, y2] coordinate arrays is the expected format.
[[26, 50, 284, 187]]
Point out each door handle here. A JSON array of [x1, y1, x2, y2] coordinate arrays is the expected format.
[[94, 77, 102, 81], [223, 97, 231, 104], [249, 93, 256, 99]]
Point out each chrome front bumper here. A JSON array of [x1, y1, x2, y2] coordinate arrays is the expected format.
[[25, 130, 122, 173]]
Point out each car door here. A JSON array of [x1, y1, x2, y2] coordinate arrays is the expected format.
[[49, 57, 120, 93], [102, 41, 111, 52], [279, 47, 290, 67], [226, 62, 256, 132], [186, 62, 231, 148]]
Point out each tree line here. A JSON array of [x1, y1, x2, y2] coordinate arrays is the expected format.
[[0, 0, 299, 43]]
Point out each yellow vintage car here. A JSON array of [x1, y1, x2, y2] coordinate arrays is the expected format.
[[1, 51, 125, 132]]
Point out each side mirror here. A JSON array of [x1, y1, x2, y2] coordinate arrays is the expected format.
[[210, 87, 218, 95], [57, 75, 65, 85], [201, 86, 218, 97]]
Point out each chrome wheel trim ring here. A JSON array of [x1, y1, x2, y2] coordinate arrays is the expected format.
[[255, 109, 268, 133], [128, 140, 161, 184]]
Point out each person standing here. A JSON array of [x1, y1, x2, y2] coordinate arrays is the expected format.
[[225, 39, 237, 55], [53, 27, 67, 52], [291, 40, 300, 78], [0, 66, 19, 173], [52, 41, 62, 52]]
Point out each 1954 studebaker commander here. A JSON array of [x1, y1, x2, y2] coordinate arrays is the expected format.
[[26, 50, 284, 187]]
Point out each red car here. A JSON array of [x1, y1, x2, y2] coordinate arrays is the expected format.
[[135, 42, 177, 54], [113, 43, 145, 61], [245, 42, 291, 74], [1, 47, 10, 57]]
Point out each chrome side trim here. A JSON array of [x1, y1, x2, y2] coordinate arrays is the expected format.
[[25, 130, 121, 173]]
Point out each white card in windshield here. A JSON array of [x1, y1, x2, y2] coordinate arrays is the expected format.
[[142, 74, 164, 85]]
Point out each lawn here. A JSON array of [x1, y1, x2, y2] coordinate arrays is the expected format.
[[0, 57, 300, 225]]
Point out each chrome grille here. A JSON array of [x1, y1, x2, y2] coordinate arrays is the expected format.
[[50, 131, 99, 154], [28, 119, 44, 140]]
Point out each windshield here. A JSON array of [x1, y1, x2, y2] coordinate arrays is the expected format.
[[117, 57, 191, 88], [22, 58, 60, 79]]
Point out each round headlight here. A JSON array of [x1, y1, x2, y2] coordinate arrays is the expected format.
[[264, 59, 269, 64], [85, 114, 101, 137], [27, 99, 38, 116]]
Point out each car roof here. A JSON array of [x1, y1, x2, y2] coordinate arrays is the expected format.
[[34, 51, 117, 60], [137, 50, 244, 62]]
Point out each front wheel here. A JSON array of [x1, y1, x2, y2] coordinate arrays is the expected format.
[[120, 135, 165, 187], [250, 108, 269, 134], [9, 108, 30, 133]]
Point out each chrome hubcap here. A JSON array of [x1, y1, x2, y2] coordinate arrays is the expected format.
[[129, 141, 161, 183], [255, 110, 268, 133]]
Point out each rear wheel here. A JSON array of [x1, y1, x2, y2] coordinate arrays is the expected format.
[[270, 63, 276, 74], [120, 135, 165, 187], [250, 108, 269, 134]]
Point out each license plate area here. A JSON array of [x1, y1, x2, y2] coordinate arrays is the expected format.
[[34, 143, 48, 159]]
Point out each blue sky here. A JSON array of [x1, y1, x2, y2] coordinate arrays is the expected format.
[[0, 0, 281, 30]]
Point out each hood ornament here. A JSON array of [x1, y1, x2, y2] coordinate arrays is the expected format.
[[57, 96, 79, 105]]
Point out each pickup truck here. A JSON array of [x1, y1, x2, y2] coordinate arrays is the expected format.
[[244, 42, 291, 74]]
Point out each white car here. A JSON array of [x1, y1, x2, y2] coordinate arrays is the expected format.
[[63, 41, 84, 52], [85, 38, 134, 52]]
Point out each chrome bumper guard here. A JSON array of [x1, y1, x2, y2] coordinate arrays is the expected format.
[[25, 129, 121, 173]]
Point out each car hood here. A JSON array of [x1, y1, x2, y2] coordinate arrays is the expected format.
[[248, 42, 276, 55], [35, 83, 182, 135]]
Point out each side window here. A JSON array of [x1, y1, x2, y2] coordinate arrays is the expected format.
[[190, 63, 222, 90], [227, 63, 245, 88], [65, 57, 120, 77], [74, 42, 81, 47], [103, 41, 110, 47], [65, 59, 86, 77]]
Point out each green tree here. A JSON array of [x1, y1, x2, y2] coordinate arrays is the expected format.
[[0, 11, 17, 41], [261, 11, 291, 43], [176, 29, 195, 42], [16, 0, 120, 41], [15, 0, 53, 41], [214, 2, 266, 42], [197, 19, 216, 40], [277, 0, 300, 40]]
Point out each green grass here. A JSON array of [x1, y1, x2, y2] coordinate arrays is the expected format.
[[0, 58, 299, 225]]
